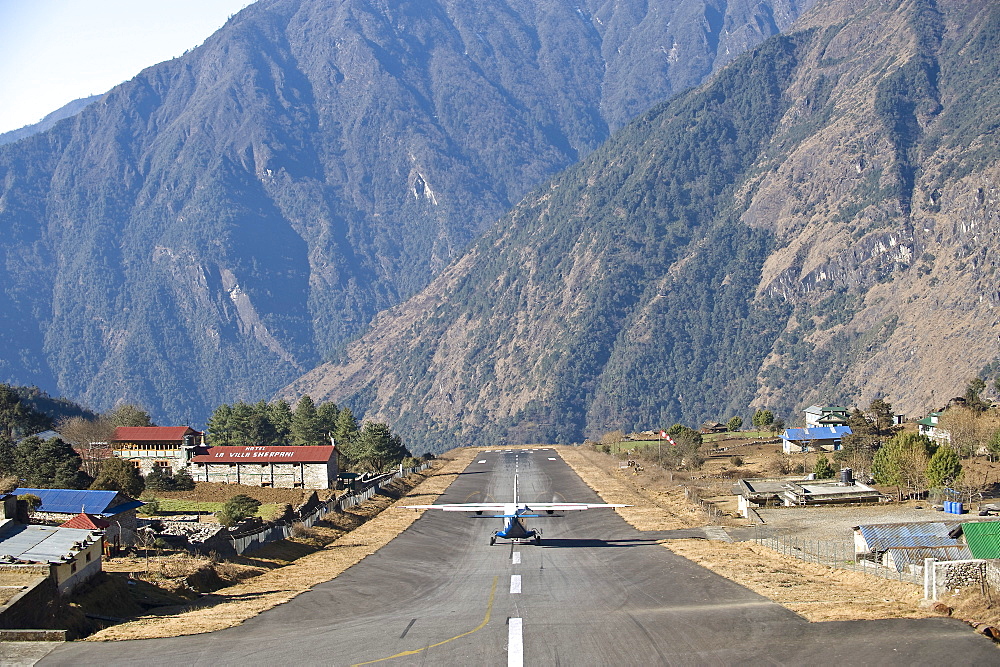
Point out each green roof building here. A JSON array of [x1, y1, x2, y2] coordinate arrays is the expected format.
[[962, 521, 1000, 559]]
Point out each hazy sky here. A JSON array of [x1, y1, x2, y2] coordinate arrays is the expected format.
[[0, 0, 256, 134]]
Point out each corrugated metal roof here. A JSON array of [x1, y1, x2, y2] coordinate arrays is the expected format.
[[0, 524, 99, 564], [886, 545, 974, 570], [12, 488, 136, 516], [60, 513, 110, 530], [961, 520, 1000, 559], [858, 521, 964, 552], [782, 425, 852, 441], [191, 445, 336, 464]]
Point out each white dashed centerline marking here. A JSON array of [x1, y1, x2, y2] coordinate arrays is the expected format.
[[548, 457, 556, 461], [510, 574, 521, 594], [512, 551, 521, 564], [508, 617, 523, 667], [478, 460, 487, 464]]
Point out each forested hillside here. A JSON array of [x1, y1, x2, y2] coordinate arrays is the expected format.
[[287, 0, 1000, 452], [0, 0, 810, 423]]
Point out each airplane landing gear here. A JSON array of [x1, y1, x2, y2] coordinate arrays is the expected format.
[[489, 534, 497, 546]]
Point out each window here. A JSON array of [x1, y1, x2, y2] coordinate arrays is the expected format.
[[71, 562, 77, 574], [86, 552, 92, 562]]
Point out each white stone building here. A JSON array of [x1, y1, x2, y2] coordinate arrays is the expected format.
[[189, 445, 338, 489]]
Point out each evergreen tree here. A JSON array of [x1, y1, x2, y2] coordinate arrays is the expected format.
[[11, 436, 91, 489], [317, 401, 340, 441], [91, 458, 145, 497], [229, 402, 255, 446], [752, 409, 774, 430], [217, 494, 261, 526], [867, 398, 895, 436], [926, 446, 962, 489], [206, 404, 234, 445], [727, 416, 743, 432], [0, 384, 44, 440], [352, 422, 410, 473], [333, 406, 359, 449], [144, 467, 176, 491], [248, 400, 278, 445], [172, 468, 196, 491], [291, 396, 322, 445], [268, 400, 294, 446], [813, 454, 836, 479]]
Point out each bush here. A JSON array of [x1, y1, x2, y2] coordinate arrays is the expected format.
[[217, 494, 261, 526], [144, 468, 176, 491], [730, 455, 744, 467], [172, 469, 195, 491]]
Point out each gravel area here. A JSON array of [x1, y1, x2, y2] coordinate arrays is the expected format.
[[756, 503, 999, 541]]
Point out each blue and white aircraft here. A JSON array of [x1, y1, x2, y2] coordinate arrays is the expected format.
[[404, 474, 628, 546]]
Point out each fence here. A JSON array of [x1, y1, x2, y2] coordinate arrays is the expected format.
[[230, 462, 432, 555], [750, 524, 922, 585]]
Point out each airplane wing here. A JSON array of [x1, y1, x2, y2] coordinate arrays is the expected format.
[[402, 503, 510, 512], [524, 503, 630, 511]]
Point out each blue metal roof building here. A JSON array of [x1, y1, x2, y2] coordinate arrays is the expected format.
[[12, 488, 143, 516], [781, 425, 852, 454]]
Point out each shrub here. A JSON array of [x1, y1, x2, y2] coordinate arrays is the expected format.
[[217, 494, 261, 526], [144, 468, 176, 491], [172, 469, 195, 491], [730, 455, 744, 467]]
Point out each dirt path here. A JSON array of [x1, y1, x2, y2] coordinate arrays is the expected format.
[[87, 449, 477, 641]]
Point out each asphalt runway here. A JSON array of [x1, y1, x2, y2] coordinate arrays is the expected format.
[[39, 449, 998, 665]]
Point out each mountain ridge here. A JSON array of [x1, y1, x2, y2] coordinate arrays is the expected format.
[[0, 0, 812, 422], [285, 0, 1000, 452]]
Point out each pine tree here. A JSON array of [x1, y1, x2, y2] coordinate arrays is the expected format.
[[229, 402, 255, 446], [317, 402, 340, 441], [291, 396, 322, 445], [206, 404, 234, 445], [268, 400, 293, 446], [91, 457, 145, 497], [333, 407, 359, 448], [926, 446, 962, 489], [352, 422, 410, 473]]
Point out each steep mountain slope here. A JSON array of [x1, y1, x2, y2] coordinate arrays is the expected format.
[[0, 95, 102, 147], [286, 0, 1000, 452], [0, 0, 811, 422]]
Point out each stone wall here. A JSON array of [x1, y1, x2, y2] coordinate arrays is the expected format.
[[192, 461, 335, 489]]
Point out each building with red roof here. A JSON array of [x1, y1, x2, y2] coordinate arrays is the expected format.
[[111, 425, 203, 475], [59, 512, 111, 531], [190, 445, 339, 489]]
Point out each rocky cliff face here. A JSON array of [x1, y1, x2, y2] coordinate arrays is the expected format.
[[286, 0, 1000, 452], [0, 0, 811, 423]]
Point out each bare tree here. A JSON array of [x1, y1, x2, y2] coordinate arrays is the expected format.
[[57, 416, 115, 477]]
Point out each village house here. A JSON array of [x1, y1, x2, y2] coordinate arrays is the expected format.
[[917, 411, 951, 446], [14, 488, 143, 547], [189, 445, 339, 489], [110, 425, 203, 475], [0, 495, 103, 594], [803, 405, 849, 428], [781, 425, 852, 454]]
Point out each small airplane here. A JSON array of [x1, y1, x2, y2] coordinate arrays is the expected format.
[[404, 474, 629, 545]]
